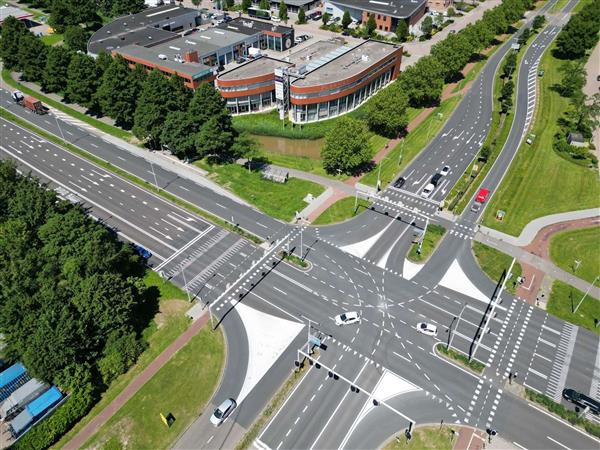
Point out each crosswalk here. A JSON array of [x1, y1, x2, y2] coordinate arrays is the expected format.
[[545, 322, 577, 402]]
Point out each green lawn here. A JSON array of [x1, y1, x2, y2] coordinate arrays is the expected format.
[[550, 227, 600, 284], [472, 242, 523, 294], [196, 160, 325, 221], [382, 426, 454, 450], [312, 197, 372, 225], [263, 134, 388, 181], [482, 44, 600, 236], [53, 270, 195, 448], [547, 280, 600, 335], [361, 96, 462, 188], [83, 326, 225, 449], [40, 33, 63, 46], [407, 224, 447, 263]]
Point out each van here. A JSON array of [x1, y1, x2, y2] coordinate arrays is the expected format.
[[430, 173, 442, 187], [563, 389, 600, 414]]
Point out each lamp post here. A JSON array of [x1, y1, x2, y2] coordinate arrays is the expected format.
[[149, 161, 160, 191], [448, 303, 466, 351], [574, 275, 599, 314], [417, 216, 429, 255], [426, 112, 444, 141], [376, 156, 390, 192]]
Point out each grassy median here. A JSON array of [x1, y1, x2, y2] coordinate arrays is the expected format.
[[547, 281, 600, 335], [549, 227, 600, 284], [407, 224, 447, 263], [382, 425, 454, 450]]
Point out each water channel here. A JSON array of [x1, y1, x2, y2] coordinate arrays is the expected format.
[[252, 134, 324, 160]]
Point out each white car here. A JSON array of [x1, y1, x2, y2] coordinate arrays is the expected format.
[[335, 311, 360, 326], [271, 16, 281, 22], [421, 183, 435, 198], [440, 165, 450, 176], [416, 322, 438, 337], [210, 398, 237, 426]]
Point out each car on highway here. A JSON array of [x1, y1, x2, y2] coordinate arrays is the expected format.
[[440, 165, 450, 176], [210, 398, 237, 426], [393, 177, 406, 189], [335, 311, 360, 326], [421, 183, 435, 198], [475, 188, 490, 203], [562, 389, 600, 414], [416, 322, 438, 337], [430, 173, 442, 186], [131, 243, 152, 260]]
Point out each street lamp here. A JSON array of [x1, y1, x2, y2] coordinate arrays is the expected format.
[[149, 161, 160, 191], [376, 156, 390, 192], [447, 302, 467, 351], [573, 275, 599, 314], [417, 216, 430, 255], [426, 112, 444, 141], [397, 138, 406, 166]]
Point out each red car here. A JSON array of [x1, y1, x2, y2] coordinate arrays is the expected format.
[[475, 188, 490, 203]]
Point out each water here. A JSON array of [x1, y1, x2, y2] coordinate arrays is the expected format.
[[253, 134, 324, 160]]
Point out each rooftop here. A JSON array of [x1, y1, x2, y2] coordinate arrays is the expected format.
[[88, 4, 200, 55], [217, 17, 293, 36], [292, 40, 401, 87], [0, 5, 33, 23], [327, 0, 427, 19], [218, 57, 291, 81], [116, 44, 213, 78]]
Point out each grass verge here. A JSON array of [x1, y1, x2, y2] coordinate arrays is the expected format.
[[279, 250, 309, 269], [196, 160, 325, 222], [382, 425, 454, 450], [525, 389, 600, 438], [436, 344, 485, 374], [82, 326, 224, 449], [472, 242, 523, 295], [2, 69, 132, 142], [481, 42, 600, 236], [549, 227, 600, 284], [0, 108, 263, 244], [40, 33, 63, 46], [236, 365, 309, 450], [407, 224, 446, 263], [360, 96, 462, 188], [53, 270, 193, 448], [547, 280, 600, 335], [312, 197, 371, 225]]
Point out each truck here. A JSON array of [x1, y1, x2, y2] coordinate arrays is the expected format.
[[9, 386, 62, 437], [11, 91, 47, 115]]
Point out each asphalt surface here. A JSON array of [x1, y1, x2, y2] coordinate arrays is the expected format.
[[1, 0, 599, 447]]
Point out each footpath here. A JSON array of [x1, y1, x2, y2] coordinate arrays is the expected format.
[[452, 426, 517, 450], [64, 312, 209, 450]]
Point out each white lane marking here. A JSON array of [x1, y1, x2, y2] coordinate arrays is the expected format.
[[546, 436, 571, 450], [273, 286, 287, 296]]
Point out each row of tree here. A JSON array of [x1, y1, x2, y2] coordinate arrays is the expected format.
[[554, 0, 600, 60], [397, 0, 534, 109]]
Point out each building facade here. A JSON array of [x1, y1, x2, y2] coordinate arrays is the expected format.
[[427, 0, 454, 13]]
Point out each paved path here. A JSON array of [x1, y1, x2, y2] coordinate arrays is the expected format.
[[479, 207, 600, 247], [64, 312, 209, 450]]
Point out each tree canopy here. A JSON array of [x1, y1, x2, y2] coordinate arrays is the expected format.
[[365, 83, 409, 138], [321, 117, 372, 175]]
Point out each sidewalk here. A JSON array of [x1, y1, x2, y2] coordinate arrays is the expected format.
[[64, 312, 209, 450]]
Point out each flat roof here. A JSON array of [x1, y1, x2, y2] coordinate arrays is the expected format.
[[0, 5, 33, 22], [293, 40, 400, 87], [218, 57, 291, 81], [89, 26, 175, 55], [88, 5, 199, 54], [116, 44, 213, 78], [217, 17, 293, 36], [327, 0, 427, 19]]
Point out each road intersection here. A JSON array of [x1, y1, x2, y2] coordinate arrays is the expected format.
[[1, 0, 599, 448]]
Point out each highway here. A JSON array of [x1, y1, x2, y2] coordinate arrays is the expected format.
[[1, 0, 599, 447]]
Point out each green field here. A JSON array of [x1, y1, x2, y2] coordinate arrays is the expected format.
[[482, 44, 600, 236], [407, 224, 447, 263], [547, 280, 600, 335], [196, 160, 325, 221], [472, 242, 523, 294], [53, 271, 196, 448], [83, 326, 225, 449], [550, 227, 600, 284], [263, 134, 388, 180], [361, 96, 462, 187], [312, 197, 371, 225], [382, 426, 454, 450], [40, 33, 63, 46]]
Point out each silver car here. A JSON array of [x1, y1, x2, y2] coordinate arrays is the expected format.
[[210, 398, 237, 426]]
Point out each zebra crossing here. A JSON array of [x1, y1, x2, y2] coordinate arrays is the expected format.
[[48, 108, 99, 134], [545, 322, 577, 402]]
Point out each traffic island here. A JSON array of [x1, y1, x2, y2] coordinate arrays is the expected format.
[[278, 250, 311, 270], [382, 425, 455, 450], [407, 224, 447, 264], [435, 344, 486, 375]]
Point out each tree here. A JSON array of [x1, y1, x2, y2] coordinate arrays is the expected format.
[[98, 330, 143, 385], [241, 0, 252, 13], [187, 83, 231, 132], [0, 16, 30, 70], [430, 33, 474, 81], [566, 92, 600, 136], [95, 52, 114, 75], [322, 12, 331, 26], [297, 7, 306, 24], [558, 60, 586, 97], [48, 0, 97, 33], [110, 0, 146, 16], [365, 83, 409, 138], [500, 80, 514, 113], [447, 7, 456, 17], [18, 33, 48, 83], [532, 14, 545, 31], [342, 11, 352, 29], [191, 0, 201, 8], [260, 0, 269, 10], [195, 117, 234, 159], [421, 16, 433, 37], [95, 56, 141, 128], [231, 132, 262, 161], [321, 117, 371, 175], [502, 51, 517, 79], [64, 26, 90, 53], [278, 0, 288, 22], [398, 56, 445, 107], [555, 13, 600, 59], [518, 27, 531, 46], [366, 13, 377, 36], [395, 20, 408, 42], [42, 46, 72, 93], [160, 111, 196, 159], [65, 53, 101, 107]]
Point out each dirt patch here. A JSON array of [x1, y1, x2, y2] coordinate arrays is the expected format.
[[154, 299, 189, 329]]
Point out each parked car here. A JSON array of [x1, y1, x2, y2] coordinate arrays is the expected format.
[[334, 311, 360, 326], [538, 69, 545, 77], [421, 183, 435, 198], [271, 16, 281, 22], [562, 389, 600, 414], [393, 177, 406, 189], [440, 165, 450, 176], [310, 11, 322, 21], [131, 243, 152, 260], [210, 398, 237, 426], [416, 322, 438, 337]]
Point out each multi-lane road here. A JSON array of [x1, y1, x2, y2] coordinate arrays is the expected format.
[[1, 0, 599, 448]]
